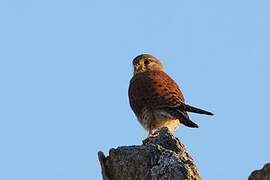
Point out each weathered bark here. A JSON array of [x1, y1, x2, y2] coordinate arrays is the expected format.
[[249, 163, 270, 180], [98, 128, 200, 180]]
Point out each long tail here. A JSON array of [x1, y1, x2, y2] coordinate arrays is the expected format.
[[183, 104, 214, 115]]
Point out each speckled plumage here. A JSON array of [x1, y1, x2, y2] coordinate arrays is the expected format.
[[128, 54, 213, 136]]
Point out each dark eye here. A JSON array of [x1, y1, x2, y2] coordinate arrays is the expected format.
[[144, 59, 150, 65]]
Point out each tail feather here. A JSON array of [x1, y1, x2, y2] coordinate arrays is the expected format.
[[163, 107, 199, 128], [181, 116, 199, 128], [183, 104, 214, 115], [177, 111, 199, 128], [182, 120, 199, 128]]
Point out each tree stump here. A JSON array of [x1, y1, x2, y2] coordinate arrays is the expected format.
[[98, 128, 200, 180]]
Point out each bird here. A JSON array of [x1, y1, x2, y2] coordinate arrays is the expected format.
[[128, 54, 213, 137]]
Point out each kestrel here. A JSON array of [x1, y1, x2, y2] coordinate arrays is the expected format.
[[128, 54, 213, 137]]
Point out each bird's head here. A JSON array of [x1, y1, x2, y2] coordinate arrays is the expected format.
[[132, 54, 164, 75]]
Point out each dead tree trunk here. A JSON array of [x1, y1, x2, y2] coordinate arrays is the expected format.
[[98, 128, 200, 180]]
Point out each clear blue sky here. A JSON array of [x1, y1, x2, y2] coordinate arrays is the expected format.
[[0, 0, 269, 179]]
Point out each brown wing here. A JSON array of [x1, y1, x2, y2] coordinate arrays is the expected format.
[[128, 70, 185, 119]]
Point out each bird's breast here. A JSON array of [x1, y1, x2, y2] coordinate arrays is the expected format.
[[129, 70, 183, 133]]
